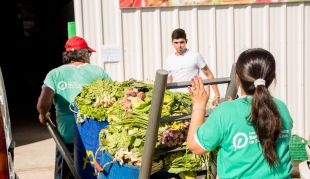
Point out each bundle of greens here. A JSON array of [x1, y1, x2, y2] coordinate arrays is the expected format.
[[163, 150, 202, 175], [74, 78, 153, 123]]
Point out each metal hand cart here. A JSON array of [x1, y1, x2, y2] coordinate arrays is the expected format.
[[139, 63, 238, 179]]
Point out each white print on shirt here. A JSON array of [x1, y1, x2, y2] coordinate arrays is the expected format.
[[233, 130, 290, 151], [233, 133, 248, 151], [57, 81, 83, 90], [248, 131, 259, 145], [67, 82, 83, 89], [279, 130, 289, 138], [57, 81, 67, 90]]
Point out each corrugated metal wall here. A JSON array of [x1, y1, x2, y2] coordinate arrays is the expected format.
[[73, 0, 310, 139]]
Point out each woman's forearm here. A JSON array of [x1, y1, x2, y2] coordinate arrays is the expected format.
[[187, 105, 206, 149]]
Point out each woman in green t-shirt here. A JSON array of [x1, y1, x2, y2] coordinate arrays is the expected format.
[[186, 48, 293, 179]]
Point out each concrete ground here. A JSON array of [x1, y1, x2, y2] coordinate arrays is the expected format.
[[11, 110, 56, 179], [10, 110, 302, 179]]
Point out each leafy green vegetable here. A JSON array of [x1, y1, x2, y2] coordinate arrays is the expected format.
[[163, 149, 202, 175], [75, 78, 154, 123]]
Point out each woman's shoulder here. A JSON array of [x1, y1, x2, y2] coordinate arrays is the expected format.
[[211, 98, 246, 114], [47, 65, 66, 74], [272, 97, 286, 105], [219, 98, 247, 106], [272, 97, 290, 114], [84, 64, 105, 70]]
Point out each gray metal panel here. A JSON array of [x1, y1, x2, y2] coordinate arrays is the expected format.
[[269, 3, 288, 103], [122, 9, 144, 81], [305, 4, 310, 140], [287, 3, 306, 136], [102, 0, 125, 81], [141, 9, 163, 81]]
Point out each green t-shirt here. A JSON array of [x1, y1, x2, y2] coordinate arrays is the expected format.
[[195, 96, 293, 179], [43, 63, 112, 143]]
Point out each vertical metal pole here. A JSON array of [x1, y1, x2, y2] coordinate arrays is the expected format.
[[138, 69, 168, 179], [224, 63, 238, 100]]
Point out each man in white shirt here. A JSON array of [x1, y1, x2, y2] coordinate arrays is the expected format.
[[166, 28, 220, 105]]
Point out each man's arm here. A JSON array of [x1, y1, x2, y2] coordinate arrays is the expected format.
[[201, 65, 220, 104], [37, 86, 54, 124]]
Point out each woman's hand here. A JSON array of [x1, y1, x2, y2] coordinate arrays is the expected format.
[[188, 76, 210, 109], [39, 112, 51, 124]]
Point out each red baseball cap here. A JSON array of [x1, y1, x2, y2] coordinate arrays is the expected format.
[[64, 36, 96, 52]]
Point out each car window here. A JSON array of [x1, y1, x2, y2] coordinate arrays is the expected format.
[[0, 67, 12, 148]]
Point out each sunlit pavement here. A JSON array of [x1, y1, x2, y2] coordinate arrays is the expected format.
[[14, 138, 55, 179], [10, 110, 56, 179]]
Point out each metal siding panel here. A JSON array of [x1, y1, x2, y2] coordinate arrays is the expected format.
[[305, 4, 310, 138], [252, 4, 270, 50], [197, 6, 217, 71], [81, 0, 91, 39], [216, 6, 235, 98], [74, 0, 83, 36], [216, 6, 235, 77], [102, 0, 125, 82], [160, 8, 179, 70], [102, 0, 122, 44], [141, 9, 162, 80], [233, 5, 252, 98], [197, 6, 222, 97], [122, 10, 143, 81], [89, 0, 103, 68], [234, 5, 252, 58], [269, 4, 287, 103], [287, 3, 305, 136]]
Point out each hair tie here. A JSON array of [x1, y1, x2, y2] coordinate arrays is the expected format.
[[254, 79, 265, 88]]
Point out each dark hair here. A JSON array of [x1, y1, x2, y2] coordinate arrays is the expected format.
[[236, 48, 282, 167], [62, 49, 90, 64], [171, 28, 186, 40]]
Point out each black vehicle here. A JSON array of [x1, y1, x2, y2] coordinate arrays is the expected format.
[[0, 67, 18, 179]]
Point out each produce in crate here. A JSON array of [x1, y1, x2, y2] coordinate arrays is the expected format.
[[75, 78, 218, 179]]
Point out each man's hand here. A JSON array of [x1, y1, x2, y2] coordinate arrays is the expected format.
[[167, 76, 173, 83], [211, 97, 220, 106], [39, 112, 51, 124]]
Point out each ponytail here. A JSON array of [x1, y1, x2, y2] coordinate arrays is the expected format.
[[236, 48, 282, 167], [251, 83, 282, 167]]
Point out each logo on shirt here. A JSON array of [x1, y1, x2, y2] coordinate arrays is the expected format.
[[233, 133, 248, 151], [58, 81, 67, 90], [232, 130, 290, 151]]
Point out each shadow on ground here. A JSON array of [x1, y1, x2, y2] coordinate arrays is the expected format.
[[9, 108, 55, 147]]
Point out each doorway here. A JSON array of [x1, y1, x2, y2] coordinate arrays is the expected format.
[[0, 0, 74, 119]]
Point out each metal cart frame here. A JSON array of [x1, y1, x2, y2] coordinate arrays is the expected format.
[[139, 63, 238, 179]]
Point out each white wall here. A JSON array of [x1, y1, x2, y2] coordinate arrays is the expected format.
[[73, 0, 310, 139]]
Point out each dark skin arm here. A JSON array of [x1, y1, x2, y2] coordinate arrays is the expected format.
[[36, 87, 54, 124]]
